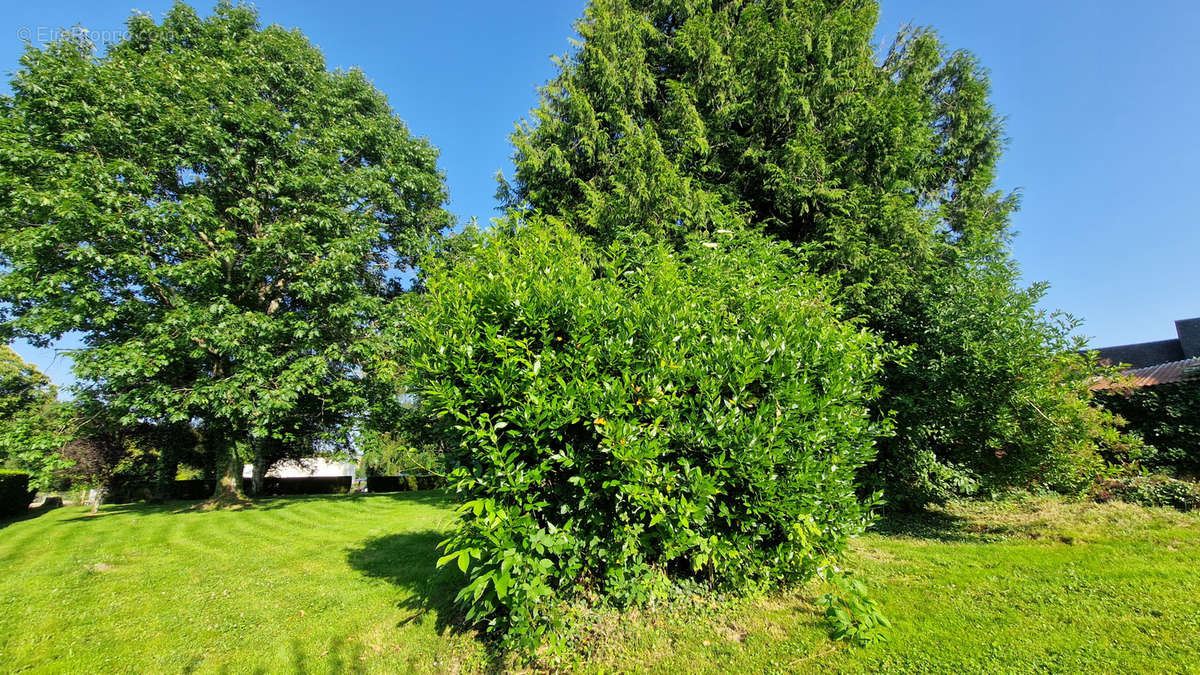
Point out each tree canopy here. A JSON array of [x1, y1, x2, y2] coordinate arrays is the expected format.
[[0, 346, 55, 420], [0, 1, 451, 497]]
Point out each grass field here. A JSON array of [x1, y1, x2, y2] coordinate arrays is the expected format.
[[1, 492, 1198, 673]]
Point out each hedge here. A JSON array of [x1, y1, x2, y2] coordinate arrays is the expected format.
[[169, 479, 218, 501], [0, 470, 34, 517], [109, 476, 354, 502], [408, 221, 886, 648], [256, 476, 351, 495], [1097, 380, 1200, 477], [366, 475, 443, 493]]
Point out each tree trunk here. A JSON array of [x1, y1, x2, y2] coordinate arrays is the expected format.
[[152, 443, 178, 503], [251, 436, 284, 497], [212, 436, 245, 502], [90, 485, 108, 514], [250, 440, 266, 497]]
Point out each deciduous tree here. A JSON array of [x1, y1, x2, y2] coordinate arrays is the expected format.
[[0, 2, 451, 499], [0, 347, 69, 489]]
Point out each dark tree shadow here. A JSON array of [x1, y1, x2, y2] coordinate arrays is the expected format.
[[0, 502, 60, 530], [868, 507, 974, 542], [181, 637, 367, 675], [345, 530, 464, 633], [345, 530, 508, 671], [57, 500, 199, 522]]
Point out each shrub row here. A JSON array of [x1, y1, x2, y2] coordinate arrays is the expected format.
[[1096, 380, 1200, 477], [365, 475, 442, 493], [109, 476, 353, 502], [0, 470, 34, 517], [255, 476, 352, 496], [1093, 474, 1200, 511]]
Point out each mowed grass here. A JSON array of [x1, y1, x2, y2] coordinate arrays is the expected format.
[[0, 491, 489, 673], [2, 493, 1199, 673], [576, 498, 1200, 673]]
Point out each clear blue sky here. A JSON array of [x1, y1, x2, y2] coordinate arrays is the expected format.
[[3, 1, 1198, 392]]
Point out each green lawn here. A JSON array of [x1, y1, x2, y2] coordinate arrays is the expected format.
[[0, 492, 489, 673], [2, 492, 1198, 673]]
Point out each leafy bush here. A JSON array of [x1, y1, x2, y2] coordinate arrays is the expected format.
[[818, 570, 891, 647], [405, 219, 886, 649], [359, 419, 448, 478], [0, 469, 34, 517], [1097, 380, 1200, 478], [868, 253, 1133, 509], [1093, 474, 1200, 511]]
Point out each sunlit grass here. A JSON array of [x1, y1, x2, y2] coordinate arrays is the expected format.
[[0, 491, 487, 673], [574, 497, 1200, 673], [2, 493, 1197, 673]]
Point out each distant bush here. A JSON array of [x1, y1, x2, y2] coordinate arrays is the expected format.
[[258, 476, 351, 495], [1093, 474, 1200, 511], [169, 479, 217, 501], [366, 475, 442, 493], [366, 476, 406, 493], [359, 417, 448, 479], [870, 277, 1133, 509], [0, 470, 34, 517], [406, 220, 886, 649]]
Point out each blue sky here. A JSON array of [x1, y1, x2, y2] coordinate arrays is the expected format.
[[3, 1, 1198, 391]]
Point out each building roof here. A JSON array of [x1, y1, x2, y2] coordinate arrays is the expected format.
[[1088, 316, 1200, 369], [1091, 356, 1200, 391]]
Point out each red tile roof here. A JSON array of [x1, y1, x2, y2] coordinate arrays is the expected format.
[[1091, 357, 1200, 391]]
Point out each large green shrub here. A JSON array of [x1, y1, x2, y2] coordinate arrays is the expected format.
[[0, 347, 71, 490], [0, 469, 34, 517], [405, 219, 886, 647], [870, 256, 1131, 507]]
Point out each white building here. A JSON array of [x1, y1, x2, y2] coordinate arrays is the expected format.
[[241, 457, 356, 479]]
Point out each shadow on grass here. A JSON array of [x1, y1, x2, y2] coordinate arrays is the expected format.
[[345, 530, 464, 633], [0, 502, 60, 530], [345, 530, 507, 671], [282, 636, 368, 675], [869, 507, 974, 542], [181, 636, 369, 675], [211, 489, 453, 513]]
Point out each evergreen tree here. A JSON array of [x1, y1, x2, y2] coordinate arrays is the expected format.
[[502, 0, 1124, 506]]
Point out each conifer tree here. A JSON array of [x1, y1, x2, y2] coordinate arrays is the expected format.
[[503, 0, 1125, 505]]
